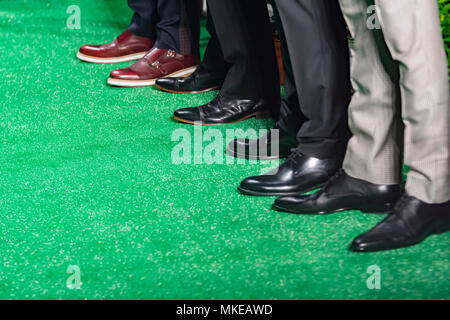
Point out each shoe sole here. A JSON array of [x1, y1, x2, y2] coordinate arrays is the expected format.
[[237, 183, 326, 197], [154, 84, 221, 94], [350, 238, 427, 253], [272, 203, 392, 215], [77, 51, 147, 64], [107, 66, 198, 87], [172, 110, 272, 126], [225, 147, 289, 161]]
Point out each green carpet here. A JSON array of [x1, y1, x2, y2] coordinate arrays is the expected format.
[[0, 0, 448, 300]]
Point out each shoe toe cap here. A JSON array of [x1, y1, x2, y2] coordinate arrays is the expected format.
[[349, 229, 392, 252], [173, 107, 201, 122], [155, 77, 176, 89], [239, 176, 285, 194], [273, 195, 315, 213], [239, 177, 263, 191], [274, 195, 303, 207], [350, 236, 377, 252], [110, 68, 139, 80], [274, 196, 298, 206], [79, 45, 100, 56]]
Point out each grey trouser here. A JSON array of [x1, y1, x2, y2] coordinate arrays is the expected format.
[[339, 0, 450, 203]]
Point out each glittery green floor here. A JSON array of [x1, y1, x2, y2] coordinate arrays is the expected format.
[[0, 0, 448, 300]]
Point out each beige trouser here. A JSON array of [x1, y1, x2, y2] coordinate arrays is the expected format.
[[339, 0, 450, 203]]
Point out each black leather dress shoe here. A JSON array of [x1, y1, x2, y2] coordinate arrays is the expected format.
[[226, 126, 298, 160], [155, 65, 224, 94], [238, 150, 342, 196], [351, 195, 450, 252], [273, 170, 402, 214], [173, 94, 272, 125]]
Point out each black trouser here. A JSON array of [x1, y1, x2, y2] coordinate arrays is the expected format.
[[274, 0, 352, 159], [269, 1, 302, 138], [205, 0, 281, 118], [128, 0, 200, 55], [198, 10, 227, 76]]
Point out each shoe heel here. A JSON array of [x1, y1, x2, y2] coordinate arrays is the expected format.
[[255, 111, 272, 119]]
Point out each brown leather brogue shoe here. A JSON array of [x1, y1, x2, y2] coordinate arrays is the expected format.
[[77, 30, 153, 64]]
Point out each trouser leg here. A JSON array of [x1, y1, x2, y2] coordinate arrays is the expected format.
[[339, 0, 403, 184], [199, 9, 228, 76], [175, 0, 201, 55], [128, 0, 157, 38], [207, 0, 280, 115], [375, 0, 450, 203], [275, 0, 352, 159], [131, 0, 198, 54], [129, 0, 198, 53], [241, 0, 281, 115], [270, 0, 305, 138]]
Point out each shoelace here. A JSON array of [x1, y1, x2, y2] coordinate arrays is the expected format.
[[387, 194, 416, 236], [286, 148, 303, 165]]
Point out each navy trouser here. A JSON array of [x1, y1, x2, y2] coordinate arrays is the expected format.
[[127, 0, 200, 55]]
